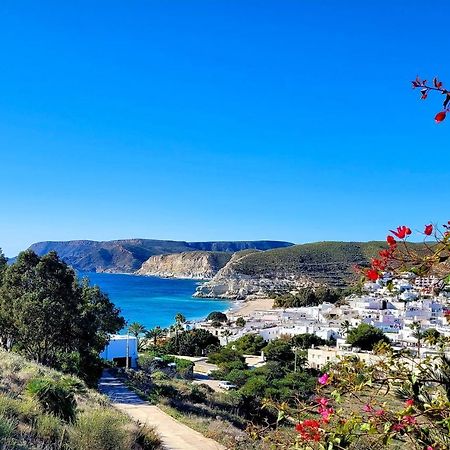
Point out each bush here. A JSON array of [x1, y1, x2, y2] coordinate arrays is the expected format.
[[235, 317, 246, 327], [0, 413, 16, 443], [166, 329, 220, 356], [346, 323, 390, 350], [69, 408, 130, 450], [206, 311, 228, 322], [227, 334, 266, 355], [34, 413, 64, 442], [26, 376, 78, 422], [135, 424, 162, 449]]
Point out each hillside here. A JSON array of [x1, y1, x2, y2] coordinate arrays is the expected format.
[[28, 239, 294, 273], [137, 251, 232, 279], [0, 350, 160, 450], [194, 241, 388, 299]]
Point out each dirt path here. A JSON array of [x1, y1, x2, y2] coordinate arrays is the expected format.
[[98, 370, 225, 450]]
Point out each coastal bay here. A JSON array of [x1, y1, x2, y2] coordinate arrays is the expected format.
[[83, 272, 231, 329]]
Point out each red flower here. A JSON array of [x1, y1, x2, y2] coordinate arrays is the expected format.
[[366, 269, 380, 281], [296, 419, 321, 442], [390, 226, 411, 239], [435, 111, 446, 123], [405, 399, 414, 407], [386, 235, 397, 246], [372, 259, 386, 270], [424, 224, 433, 236]]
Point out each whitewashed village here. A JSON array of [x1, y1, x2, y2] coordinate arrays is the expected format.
[[102, 272, 450, 374], [188, 273, 450, 370]]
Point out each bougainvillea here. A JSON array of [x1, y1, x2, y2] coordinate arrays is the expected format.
[[412, 76, 449, 123], [252, 222, 450, 449]]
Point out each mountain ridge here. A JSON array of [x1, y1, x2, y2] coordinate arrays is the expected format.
[[28, 239, 294, 273]]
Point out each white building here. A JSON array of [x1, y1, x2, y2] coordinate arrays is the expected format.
[[100, 334, 138, 368]]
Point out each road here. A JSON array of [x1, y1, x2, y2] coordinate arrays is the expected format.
[[98, 370, 225, 450]]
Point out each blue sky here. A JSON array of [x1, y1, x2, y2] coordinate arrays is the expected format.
[[0, 1, 448, 256]]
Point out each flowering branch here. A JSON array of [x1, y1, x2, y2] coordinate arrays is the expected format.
[[412, 76, 450, 123]]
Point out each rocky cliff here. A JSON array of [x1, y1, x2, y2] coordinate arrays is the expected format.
[[136, 251, 232, 279], [28, 239, 294, 273], [194, 242, 388, 299]]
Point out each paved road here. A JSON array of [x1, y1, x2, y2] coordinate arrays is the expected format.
[[98, 370, 225, 450]]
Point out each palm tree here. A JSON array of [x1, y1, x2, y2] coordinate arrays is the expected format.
[[340, 320, 352, 337], [222, 329, 232, 345], [174, 313, 186, 351], [145, 326, 165, 346], [409, 321, 423, 357], [128, 322, 147, 351]]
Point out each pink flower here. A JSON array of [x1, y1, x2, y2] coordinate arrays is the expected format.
[[427, 446, 434, 450], [391, 423, 405, 432], [317, 397, 329, 407], [402, 415, 417, 425], [405, 399, 414, 408], [375, 409, 385, 416], [318, 373, 329, 385], [363, 404, 373, 413], [319, 407, 334, 423]]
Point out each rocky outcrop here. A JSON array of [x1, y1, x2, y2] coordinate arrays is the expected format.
[[136, 251, 232, 279], [194, 242, 389, 299], [193, 250, 322, 299]]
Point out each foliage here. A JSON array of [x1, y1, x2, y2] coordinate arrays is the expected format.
[[263, 338, 295, 364], [273, 287, 342, 308], [26, 376, 79, 422], [68, 407, 131, 450], [166, 329, 219, 356], [290, 333, 328, 349], [206, 311, 228, 322], [0, 349, 155, 450], [235, 317, 246, 327], [227, 333, 267, 355], [0, 250, 125, 384], [208, 347, 245, 365], [346, 323, 390, 351]]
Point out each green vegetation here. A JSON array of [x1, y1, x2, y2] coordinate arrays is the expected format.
[[228, 334, 266, 355], [232, 241, 392, 287], [346, 323, 390, 350], [273, 286, 342, 308], [166, 329, 220, 356], [206, 311, 228, 322], [0, 250, 124, 385], [235, 317, 246, 327], [0, 350, 161, 450]]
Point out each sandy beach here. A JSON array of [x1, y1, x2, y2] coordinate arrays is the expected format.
[[228, 296, 274, 318]]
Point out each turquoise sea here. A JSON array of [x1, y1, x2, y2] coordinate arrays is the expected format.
[[82, 272, 231, 329]]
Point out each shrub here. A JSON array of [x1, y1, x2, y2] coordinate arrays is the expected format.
[[135, 424, 162, 449], [0, 413, 16, 443], [227, 334, 266, 355], [235, 317, 246, 327], [206, 311, 228, 322], [346, 323, 390, 350], [26, 376, 78, 422], [34, 413, 64, 443], [69, 407, 130, 450]]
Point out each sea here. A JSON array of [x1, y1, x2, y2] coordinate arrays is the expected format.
[[81, 272, 231, 330]]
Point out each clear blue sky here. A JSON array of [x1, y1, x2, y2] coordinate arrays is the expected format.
[[1, 1, 448, 256]]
